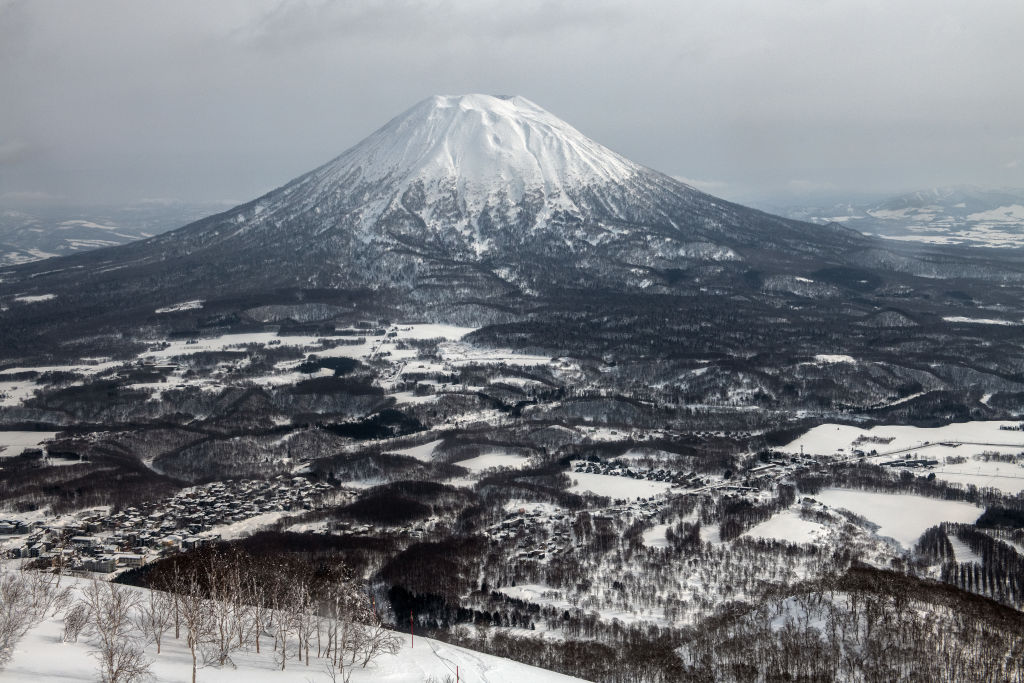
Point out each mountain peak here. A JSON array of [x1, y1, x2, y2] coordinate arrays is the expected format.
[[316, 94, 642, 205]]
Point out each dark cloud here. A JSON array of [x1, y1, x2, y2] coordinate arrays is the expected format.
[[1, 0, 1022, 207]]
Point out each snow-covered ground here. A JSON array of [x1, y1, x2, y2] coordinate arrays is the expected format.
[[783, 420, 1024, 458], [387, 439, 444, 462], [810, 488, 981, 548], [742, 509, 829, 545], [642, 523, 671, 548], [439, 342, 551, 368], [142, 333, 327, 360], [0, 379, 41, 406], [0, 430, 58, 457], [782, 421, 1024, 495], [813, 354, 856, 364], [11, 293, 56, 304], [455, 451, 529, 473], [568, 471, 672, 499], [0, 360, 120, 377], [948, 536, 984, 565], [502, 500, 562, 516], [207, 511, 291, 541], [943, 316, 1020, 326], [3, 575, 585, 683], [143, 324, 477, 364], [155, 300, 204, 314], [927, 459, 1024, 495]]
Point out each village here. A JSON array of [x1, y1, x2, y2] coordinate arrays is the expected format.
[[571, 459, 709, 488], [0, 476, 340, 574]]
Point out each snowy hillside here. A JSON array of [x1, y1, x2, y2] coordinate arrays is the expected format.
[[3, 573, 587, 683]]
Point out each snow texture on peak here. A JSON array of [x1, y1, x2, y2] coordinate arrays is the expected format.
[[322, 94, 642, 202]]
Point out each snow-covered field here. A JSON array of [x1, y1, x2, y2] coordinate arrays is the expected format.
[[943, 316, 1020, 326], [0, 430, 58, 457], [810, 488, 981, 548], [813, 354, 856, 364], [439, 342, 551, 367], [642, 523, 671, 548], [502, 500, 562, 516], [3, 575, 585, 683], [782, 421, 1024, 495], [0, 380, 40, 407], [155, 300, 205, 314], [0, 360, 120, 377], [455, 451, 530, 473], [142, 332, 328, 360], [11, 293, 56, 304], [783, 420, 1024, 458], [143, 324, 478, 364], [208, 511, 291, 540], [568, 471, 672, 499], [742, 509, 829, 545], [387, 439, 443, 462], [927, 459, 1024, 495]]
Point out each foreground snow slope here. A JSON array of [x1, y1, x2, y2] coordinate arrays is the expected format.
[[4, 576, 587, 683]]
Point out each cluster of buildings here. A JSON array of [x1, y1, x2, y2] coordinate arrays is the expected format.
[[572, 460, 706, 488], [1, 475, 337, 574]]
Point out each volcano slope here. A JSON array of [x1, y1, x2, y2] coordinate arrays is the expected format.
[[2, 95, 1023, 420]]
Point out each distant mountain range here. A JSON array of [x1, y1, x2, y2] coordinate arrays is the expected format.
[[0, 201, 232, 266], [770, 187, 1024, 248]]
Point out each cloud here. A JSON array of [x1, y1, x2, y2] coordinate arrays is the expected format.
[[1006, 160, 1020, 169]]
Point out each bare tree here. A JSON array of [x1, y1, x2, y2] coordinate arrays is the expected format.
[[321, 656, 353, 683], [355, 615, 401, 668], [173, 569, 214, 683], [22, 569, 73, 618], [246, 574, 270, 654], [79, 580, 150, 683], [134, 589, 174, 655], [201, 549, 244, 668], [152, 563, 183, 640], [274, 581, 299, 671], [1, 570, 73, 669], [0, 572, 35, 669], [99, 638, 152, 683], [63, 602, 88, 643], [294, 582, 317, 667]]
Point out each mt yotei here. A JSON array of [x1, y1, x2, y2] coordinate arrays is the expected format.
[[163, 92, 862, 265], [3, 94, 1023, 369], [1, 95, 870, 308]]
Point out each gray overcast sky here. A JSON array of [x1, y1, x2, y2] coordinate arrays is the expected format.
[[2, 0, 1023, 208]]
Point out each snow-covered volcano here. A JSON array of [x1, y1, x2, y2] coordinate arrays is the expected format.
[[327, 94, 639, 204], [178, 93, 865, 268], [1, 94, 873, 318], [247, 93, 683, 254]]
